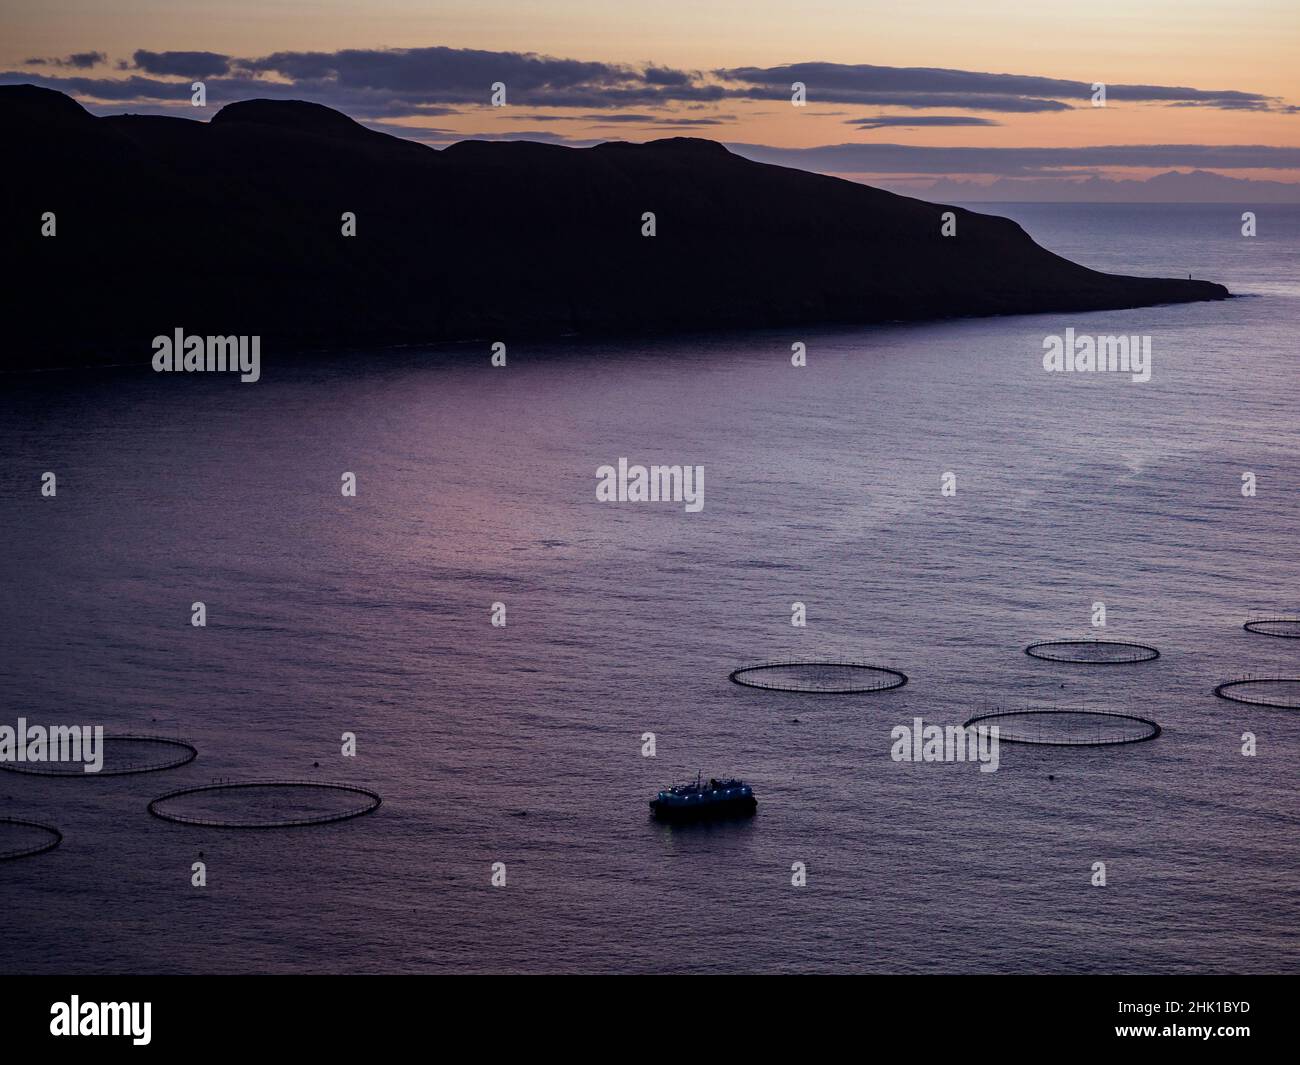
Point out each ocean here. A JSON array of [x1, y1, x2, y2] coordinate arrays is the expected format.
[[1, 203, 1297, 973]]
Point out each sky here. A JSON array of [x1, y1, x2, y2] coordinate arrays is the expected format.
[[3, 0, 1298, 198]]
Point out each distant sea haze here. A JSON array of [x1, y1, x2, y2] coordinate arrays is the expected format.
[[877, 169, 1300, 203], [1, 203, 1296, 973]]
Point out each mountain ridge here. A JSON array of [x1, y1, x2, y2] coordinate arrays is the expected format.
[[1, 85, 1229, 368]]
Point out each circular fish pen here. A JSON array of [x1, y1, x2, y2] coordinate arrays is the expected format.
[[1243, 618, 1300, 639], [1024, 640, 1159, 664], [0, 817, 63, 861], [147, 780, 382, 829], [1213, 678, 1300, 710], [729, 661, 908, 694], [962, 709, 1161, 746], [0, 735, 197, 777]]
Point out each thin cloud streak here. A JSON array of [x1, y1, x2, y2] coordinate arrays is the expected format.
[[849, 115, 1001, 129]]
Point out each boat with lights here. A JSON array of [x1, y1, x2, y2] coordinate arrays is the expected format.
[[649, 773, 757, 821]]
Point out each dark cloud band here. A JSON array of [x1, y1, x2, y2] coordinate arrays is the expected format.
[[10, 46, 1287, 118]]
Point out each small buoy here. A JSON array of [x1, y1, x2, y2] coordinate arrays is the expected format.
[[1048, 775, 1055, 781], [313, 761, 319, 768], [791, 717, 800, 723]]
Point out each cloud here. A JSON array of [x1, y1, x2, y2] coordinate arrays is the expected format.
[[458, 130, 574, 142], [132, 50, 231, 77], [715, 62, 1276, 110], [231, 45, 692, 109], [2, 45, 1293, 130], [578, 112, 727, 126], [644, 66, 694, 86], [0, 71, 256, 101], [23, 51, 106, 69], [849, 115, 1001, 129], [0, 69, 468, 118], [1, 72, 190, 100], [1164, 99, 1274, 111], [23, 46, 724, 115], [238, 46, 623, 93], [833, 93, 1070, 112], [636, 116, 727, 126]]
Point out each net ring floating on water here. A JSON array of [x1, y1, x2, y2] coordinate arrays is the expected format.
[[1212, 678, 1300, 710], [962, 709, 1161, 746], [1024, 640, 1159, 664], [728, 661, 908, 694], [147, 780, 382, 829], [1243, 619, 1300, 639], [0, 817, 64, 861], [0, 735, 197, 777]]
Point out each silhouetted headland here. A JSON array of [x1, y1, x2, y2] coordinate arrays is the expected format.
[[2, 85, 1229, 368]]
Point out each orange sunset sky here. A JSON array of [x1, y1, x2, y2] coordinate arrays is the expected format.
[[4, 0, 1299, 193]]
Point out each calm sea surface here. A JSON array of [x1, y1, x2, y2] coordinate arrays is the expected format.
[[2, 203, 1298, 973]]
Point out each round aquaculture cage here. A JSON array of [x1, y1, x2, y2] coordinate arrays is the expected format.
[[729, 661, 908, 694], [0, 735, 197, 777], [147, 780, 382, 829], [1213, 678, 1300, 710], [1243, 618, 1300, 639], [0, 817, 63, 861], [1024, 640, 1159, 664], [962, 709, 1161, 746]]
